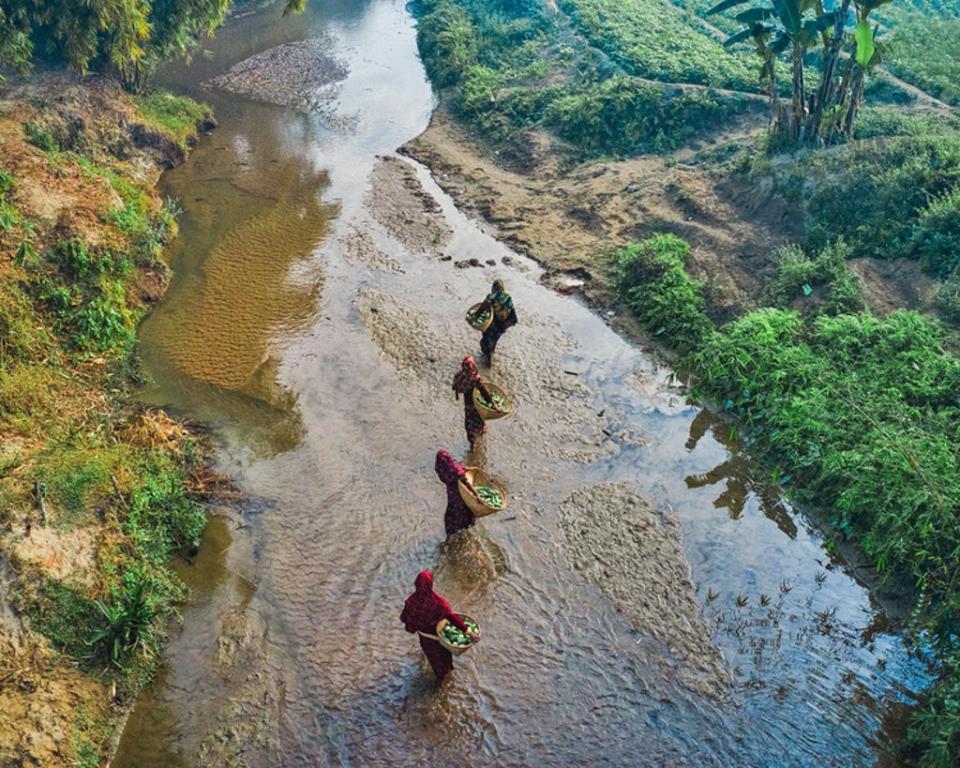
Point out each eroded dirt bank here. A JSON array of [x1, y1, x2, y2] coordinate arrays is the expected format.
[[401, 108, 802, 323], [0, 73, 215, 766]]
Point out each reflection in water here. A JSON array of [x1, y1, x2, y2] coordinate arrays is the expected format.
[[139, 124, 336, 455]]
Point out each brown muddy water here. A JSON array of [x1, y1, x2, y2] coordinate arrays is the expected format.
[[115, 1, 931, 765]]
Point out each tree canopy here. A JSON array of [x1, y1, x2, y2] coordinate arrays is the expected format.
[[0, 0, 232, 87]]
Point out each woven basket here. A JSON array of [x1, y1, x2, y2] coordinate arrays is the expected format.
[[434, 613, 481, 655], [466, 303, 493, 332], [473, 381, 512, 421], [458, 467, 508, 518]]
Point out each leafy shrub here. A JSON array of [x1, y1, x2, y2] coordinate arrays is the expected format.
[[769, 240, 862, 316], [616, 234, 713, 350], [546, 75, 750, 156], [89, 571, 159, 668], [1, 0, 230, 86], [773, 133, 960, 276], [903, 652, 960, 768], [936, 272, 960, 325], [24, 121, 58, 152], [690, 309, 960, 652], [415, 0, 479, 87], [126, 467, 207, 563], [560, 0, 756, 91], [912, 185, 960, 278], [33, 241, 136, 353]]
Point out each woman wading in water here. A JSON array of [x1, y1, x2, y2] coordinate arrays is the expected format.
[[452, 355, 490, 451], [400, 570, 473, 681], [478, 279, 518, 364]]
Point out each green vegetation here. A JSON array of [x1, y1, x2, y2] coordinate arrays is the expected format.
[[617, 235, 713, 351], [546, 75, 752, 155], [710, 0, 892, 146], [762, 132, 960, 278], [0, 0, 230, 87], [559, 0, 756, 90], [0, 84, 213, 759], [412, 0, 762, 158], [617, 231, 960, 766], [135, 91, 213, 149], [767, 240, 862, 316], [886, 17, 960, 107]]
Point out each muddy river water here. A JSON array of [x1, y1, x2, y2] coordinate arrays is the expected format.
[[114, 1, 932, 765]]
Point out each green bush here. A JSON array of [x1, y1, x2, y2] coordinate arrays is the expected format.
[[773, 133, 960, 276], [904, 653, 960, 768], [912, 185, 960, 278], [769, 240, 862, 316], [24, 121, 58, 152], [415, 0, 479, 88], [560, 0, 756, 91], [126, 466, 207, 564], [616, 234, 713, 350], [1, 0, 230, 86], [690, 309, 960, 652], [936, 272, 960, 325], [545, 75, 750, 156], [33, 241, 137, 354]]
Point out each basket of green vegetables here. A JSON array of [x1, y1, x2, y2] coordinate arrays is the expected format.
[[458, 467, 508, 518], [435, 614, 481, 655], [466, 303, 493, 332], [473, 381, 512, 421]]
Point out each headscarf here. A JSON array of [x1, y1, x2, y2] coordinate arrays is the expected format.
[[452, 355, 481, 395], [415, 569, 434, 594], [435, 449, 465, 486], [487, 279, 514, 319], [400, 569, 467, 633]]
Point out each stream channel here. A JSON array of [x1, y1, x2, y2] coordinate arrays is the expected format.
[[113, 1, 931, 765]]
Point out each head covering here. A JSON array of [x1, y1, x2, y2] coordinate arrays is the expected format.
[[453, 356, 481, 394], [414, 570, 434, 593], [488, 279, 514, 318], [435, 449, 465, 485]]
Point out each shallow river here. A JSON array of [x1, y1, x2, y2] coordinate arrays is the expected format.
[[114, 1, 931, 765]]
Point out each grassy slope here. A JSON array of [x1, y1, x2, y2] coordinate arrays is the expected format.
[[0, 76, 213, 766], [412, 0, 762, 159]]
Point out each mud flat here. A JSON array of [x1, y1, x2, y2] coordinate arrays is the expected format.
[[366, 156, 452, 256], [559, 483, 730, 698]]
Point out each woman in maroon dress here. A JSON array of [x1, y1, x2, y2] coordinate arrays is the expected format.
[[452, 356, 491, 451], [435, 449, 477, 537], [400, 570, 471, 681]]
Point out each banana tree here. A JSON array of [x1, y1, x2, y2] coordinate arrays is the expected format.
[[840, 0, 892, 136], [709, 0, 835, 140]]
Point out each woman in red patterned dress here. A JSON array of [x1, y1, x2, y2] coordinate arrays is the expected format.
[[435, 449, 478, 537], [400, 570, 472, 681], [452, 355, 491, 451]]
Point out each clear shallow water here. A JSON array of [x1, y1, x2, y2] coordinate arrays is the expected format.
[[115, 1, 930, 765]]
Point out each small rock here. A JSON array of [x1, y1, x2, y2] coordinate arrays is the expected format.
[[485, 259, 496, 266]]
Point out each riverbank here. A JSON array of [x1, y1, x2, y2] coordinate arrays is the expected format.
[[0, 72, 217, 766]]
